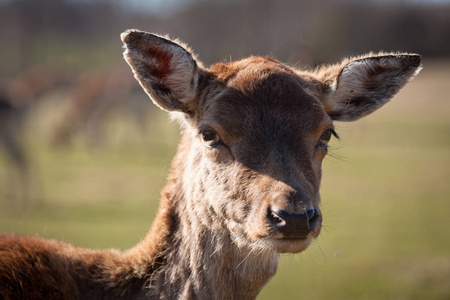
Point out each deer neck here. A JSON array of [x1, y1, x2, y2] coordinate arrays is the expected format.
[[127, 134, 280, 299], [149, 215, 278, 299]]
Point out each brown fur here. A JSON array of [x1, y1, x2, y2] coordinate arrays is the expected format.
[[0, 30, 421, 299]]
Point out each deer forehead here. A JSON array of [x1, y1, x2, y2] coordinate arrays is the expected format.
[[197, 58, 331, 146]]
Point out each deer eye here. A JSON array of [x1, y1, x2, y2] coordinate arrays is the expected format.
[[201, 129, 222, 148], [317, 129, 337, 150]]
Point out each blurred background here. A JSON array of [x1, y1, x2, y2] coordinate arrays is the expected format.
[[0, 0, 449, 299]]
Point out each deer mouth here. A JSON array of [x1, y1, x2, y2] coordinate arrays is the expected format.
[[266, 236, 314, 254]]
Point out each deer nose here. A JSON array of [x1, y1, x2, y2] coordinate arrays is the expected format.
[[268, 208, 322, 239]]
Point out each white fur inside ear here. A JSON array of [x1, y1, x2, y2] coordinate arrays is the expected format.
[[321, 53, 421, 121], [166, 48, 198, 104], [333, 60, 375, 102], [122, 30, 201, 112]]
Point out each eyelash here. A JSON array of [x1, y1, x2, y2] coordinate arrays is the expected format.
[[317, 129, 338, 151]]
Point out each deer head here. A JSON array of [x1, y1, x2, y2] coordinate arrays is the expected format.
[[121, 30, 421, 254]]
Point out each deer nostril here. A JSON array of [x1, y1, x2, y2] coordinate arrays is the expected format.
[[306, 209, 320, 230], [305, 208, 315, 220], [267, 208, 285, 226]]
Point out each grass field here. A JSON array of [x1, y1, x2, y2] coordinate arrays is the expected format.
[[1, 60, 449, 299]]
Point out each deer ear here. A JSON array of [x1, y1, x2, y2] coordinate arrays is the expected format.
[[121, 30, 200, 113], [319, 53, 422, 121]]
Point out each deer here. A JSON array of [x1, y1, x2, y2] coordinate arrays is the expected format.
[[0, 29, 421, 300], [0, 64, 74, 206], [51, 66, 147, 147]]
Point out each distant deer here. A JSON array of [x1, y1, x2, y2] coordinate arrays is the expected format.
[[0, 64, 73, 205], [52, 66, 146, 147], [0, 30, 421, 299]]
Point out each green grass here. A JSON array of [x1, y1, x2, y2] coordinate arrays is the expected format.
[[1, 61, 449, 299]]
